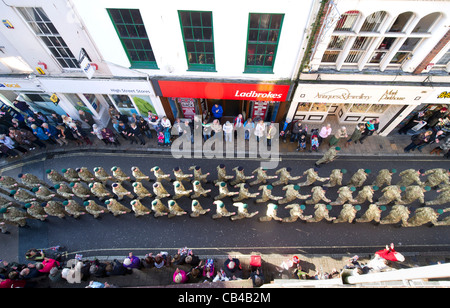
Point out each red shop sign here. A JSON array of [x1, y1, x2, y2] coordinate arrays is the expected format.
[[158, 80, 289, 101]]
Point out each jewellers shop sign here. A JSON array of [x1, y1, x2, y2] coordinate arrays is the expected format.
[[157, 80, 290, 101]]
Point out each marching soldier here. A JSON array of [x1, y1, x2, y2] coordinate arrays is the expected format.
[[111, 182, 133, 200], [434, 208, 450, 226], [230, 166, 254, 186], [422, 168, 450, 188], [354, 185, 377, 204], [376, 185, 405, 206], [315, 146, 340, 167], [372, 169, 395, 188], [379, 205, 410, 226], [215, 164, 234, 184], [70, 182, 91, 200], [306, 204, 336, 223], [212, 200, 236, 219], [32, 185, 56, 201], [330, 186, 357, 206], [215, 182, 239, 200], [45, 169, 67, 185], [356, 204, 383, 224], [0, 175, 24, 190], [230, 202, 258, 221], [43, 201, 68, 219], [232, 183, 259, 202], [397, 169, 424, 187], [256, 185, 282, 203], [62, 168, 81, 183], [282, 204, 312, 223], [77, 167, 97, 182], [190, 200, 210, 218], [404, 207, 443, 227], [150, 199, 169, 218], [130, 199, 151, 217], [24, 202, 48, 221], [150, 166, 171, 182], [132, 166, 150, 182], [152, 182, 170, 199], [401, 185, 430, 205], [278, 184, 310, 205], [83, 200, 109, 219], [189, 166, 210, 183], [172, 181, 191, 199], [191, 180, 211, 199], [298, 168, 329, 187], [63, 200, 86, 219], [272, 167, 302, 187], [18, 173, 49, 189], [0, 196, 14, 209], [173, 167, 193, 183], [333, 204, 360, 223], [425, 185, 450, 206], [89, 182, 113, 201], [305, 186, 331, 205], [0, 206, 30, 227], [347, 169, 370, 188], [249, 167, 277, 187], [133, 182, 153, 200], [10, 188, 36, 203], [105, 198, 131, 216], [167, 200, 187, 218], [93, 167, 113, 183], [111, 166, 131, 183], [324, 169, 346, 188], [258, 203, 283, 222], [54, 183, 74, 199]]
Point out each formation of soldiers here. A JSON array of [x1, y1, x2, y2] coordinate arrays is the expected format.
[[0, 164, 449, 233]]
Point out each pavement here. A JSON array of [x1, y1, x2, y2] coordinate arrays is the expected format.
[[1, 128, 449, 288]]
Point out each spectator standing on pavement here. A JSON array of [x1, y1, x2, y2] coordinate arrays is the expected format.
[[223, 255, 243, 280], [101, 127, 120, 146], [123, 252, 141, 269], [426, 107, 448, 129], [202, 119, 212, 141], [173, 267, 188, 284], [430, 136, 450, 157], [78, 110, 95, 129], [290, 121, 307, 143], [117, 121, 129, 140], [417, 130, 445, 152], [91, 124, 106, 144], [223, 121, 233, 142], [359, 119, 378, 144], [329, 126, 348, 146], [210, 119, 222, 138], [13, 100, 34, 118], [42, 123, 65, 146], [211, 103, 223, 123], [244, 117, 255, 141], [161, 116, 172, 130], [31, 124, 53, 145], [345, 124, 365, 147], [404, 130, 432, 153], [398, 111, 425, 135], [318, 123, 332, 144], [280, 118, 293, 143], [129, 122, 146, 145], [254, 120, 265, 143]]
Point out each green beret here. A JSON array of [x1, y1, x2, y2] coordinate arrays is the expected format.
[[62, 201, 69, 206], [111, 166, 118, 171], [266, 185, 273, 190], [400, 186, 406, 191], [424, 186, 431, 191], [341, 169, 347, 174], [380, 206, 387, 211], [24, 203, 32, 208], [105, 200, 110, 205], [364, 169, 371, 174], [326, 204, 332, 210], [46, 169, 52, 174], [31, 187, 39, 192], [10, 190, 16, 195], [294, 185, 300, 190], [54, 184, 60, 189], [169, 201, 175, 206], [300, 204, 306, 210], [0, 208, 7, 213], [350, 186, 356, 192], [372, 185, 379, 191], [335, 146, 341, 151], [88, 183, 94, 188], [83, 201, 90, 206], [192, 200, 198, 206], [61, 169, 67, 173], [354, 205, 361, 211]]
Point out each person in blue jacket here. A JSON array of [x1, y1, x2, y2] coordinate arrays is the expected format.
[[211, 103, 223, 123], [31, 124, 52, 144]]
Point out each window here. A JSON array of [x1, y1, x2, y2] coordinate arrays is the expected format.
[[107, 8, 157, 69], [344, 37, 372, 63], [244, 13, 284, 73], [360, 11, 387, 32], [412, 12, 441, 33], [335, 11, 360, 32], [17, 7, 80, 69], [178, 11, 215, 71], [388, 12, 414, 33]]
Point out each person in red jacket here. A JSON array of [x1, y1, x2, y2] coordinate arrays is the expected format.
[[36, 257, 60, 274]]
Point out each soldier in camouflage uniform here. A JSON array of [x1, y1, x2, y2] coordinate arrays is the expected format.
[[0, 175, 24, 190], [77, 167, 97, 182], [173, 167, 193, 183], [24, 202, 47, 221], [401, 185, 430, 205], [282, 204, 312, 223], [150, 166, 170, 182], [347, 169, 370, 188], [298, 168, 329, 187], [397, 169, 424, 187], [376, 185, 405, 206], [63, 200, 86, 219], [89, 182, 113, 201], [43, 200, 68, 219], [372, 169, 395, 188], [256, 185, 282, 203], [46, 169, 67, 185], [32, 185, 56, 201], [172, 181, 191, 199], [230, 202, 259, 221], [330, 186, 357, 206], [232, 183, 259, 202], [333, 204, 360, 223], [190, 200, 210, 218], [315, 146, 340, 167], [10, 188, 36, 203], [152, 182, 170, 199], [191, 180, 211, 199], [215, 181, 239, 200], [0, 206, 30, 227], [133, 182, 153, 200], [434, 208, 450, 226], [111, 166, 131, 183], [70, 182, 91, 200], [0, 196, 14, 209], [18, 173, 49, 189], [230, 166, 254, 186], [249, 167, 277, 187], [62, 168, 81, 183], [278, 184, 310, 205], [150, 199, 169, 217], [167, 200, 187, 218], [215, 164, 234, 184], [258, 203, 283, 222], [111, 182, 132, 200], [379, 205, 410, 226], [323, 169, 345, 188], [189, 166, 210, 183], [105, 198, 131, 216], [212, 200, 236, 219], [132, 166, 150, 182], [306, 204, 336, 223], [353, 185, 377, 204], [422, 168, 450, 188], [425, 185, 450, 206], [83, 200, 109, 218], [403, 207, 443, 227], [54, 183, 74, 199], [305, 186, 331, 205], [356, 203, 383, 224], [93, 167, 113, 184], [272, 167, 302, 187], [130, 199, 151, 217]]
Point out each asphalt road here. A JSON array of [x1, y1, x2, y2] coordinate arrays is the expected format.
[[1, 150, 449, 263]]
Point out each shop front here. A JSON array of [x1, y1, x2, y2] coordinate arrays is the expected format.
[[152, 79, 291, 124], [288, 83, 434, 136]]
